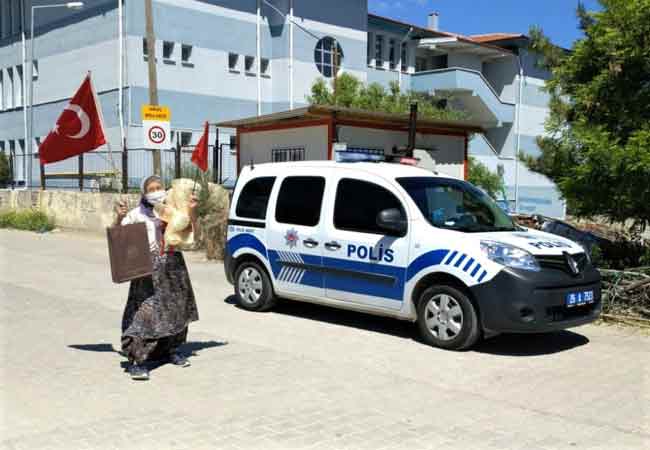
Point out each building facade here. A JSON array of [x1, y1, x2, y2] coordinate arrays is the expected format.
[[0, 0, 564, 217]]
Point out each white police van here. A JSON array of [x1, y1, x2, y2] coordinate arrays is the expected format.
[[225, 160, 601, 350]]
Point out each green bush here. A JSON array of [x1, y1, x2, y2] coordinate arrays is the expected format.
[[0, 209, 56, 232], [0, 152, 10, 188]]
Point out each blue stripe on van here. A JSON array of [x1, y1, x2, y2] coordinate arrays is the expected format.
[[443, 250, 458, 265], [463, 258, 475, 272], [471, 264, 482, 277], [454, 254, 467, 268]]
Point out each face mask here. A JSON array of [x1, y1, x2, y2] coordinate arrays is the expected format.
[[145, 190, 166, 205]]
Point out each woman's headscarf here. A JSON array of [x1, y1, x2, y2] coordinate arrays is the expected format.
[[139, 175, 163, 215]]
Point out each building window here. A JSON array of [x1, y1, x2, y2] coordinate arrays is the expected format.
[[32, 60, 38, 80], [143, 38, 148, 57], [245, 55, 255, 74], [271, 147, 304, 162], [228, 53, 239, 72], [401, 42, 407, 72], [6, 67, 14, 109], [314, 36, 343, 78], [180, 131, 192, 147], [431, 54, 448, 70], [260, 58, 270, 77], [375, 35, 384, 69], [15, 65, 23, 107], [181, 44, 193, 65], [367, 32, 373, 66], [389, 38, 397, 70], [0, 71, 3, 110], [163, 41, 175, 61], [416, 56, 427, 72]]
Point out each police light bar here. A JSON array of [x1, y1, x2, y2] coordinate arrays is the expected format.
[[397, 157, 419, 166], [335, 148, 385, 163]]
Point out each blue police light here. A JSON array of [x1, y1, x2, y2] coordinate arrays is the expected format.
[[335, 147, 385, 163]]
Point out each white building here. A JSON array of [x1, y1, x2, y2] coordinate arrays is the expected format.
[[0, 0, 564, 217]]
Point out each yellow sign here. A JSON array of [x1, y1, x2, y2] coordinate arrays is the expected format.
[[141, 104, 170, 122]]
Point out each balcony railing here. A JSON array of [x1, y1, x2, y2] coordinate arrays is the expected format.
[[410, 67, 515, 126]]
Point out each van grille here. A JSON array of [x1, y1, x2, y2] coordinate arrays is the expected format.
[[536, 253, 588, 274]]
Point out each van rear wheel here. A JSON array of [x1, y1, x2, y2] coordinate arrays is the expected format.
[[234, 262, 277, 311], [416, 285, 480, 350]]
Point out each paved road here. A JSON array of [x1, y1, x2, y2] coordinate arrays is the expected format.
[[0, 229, 648, 450]]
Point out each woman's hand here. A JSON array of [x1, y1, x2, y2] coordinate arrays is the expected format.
[[114, 200, 128, 225], [188, 194, 199, 223]]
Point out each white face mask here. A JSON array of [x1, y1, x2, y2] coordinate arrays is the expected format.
[[145, 190, 166, 205]]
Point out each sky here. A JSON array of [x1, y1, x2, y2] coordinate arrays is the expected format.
[[368, 0, 603, 49]]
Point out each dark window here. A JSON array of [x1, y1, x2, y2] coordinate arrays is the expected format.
[[228, 53, 239, 71], [389, 39, 397, 70], [334, 179, 406, 235], [314, 37, 343, 78], [245, 55, 255, 73], [236, 177, 276, 220], [163, 41, 175, 60], [275, 177, 325, 227], [260, 58, 270, 76], [375, 35, 384, 68], [431, 54, 448, 70], [181, 44, 192, 63], [401, 42, 407, 72], [142, 38, 149, 57], [180, 131, 192, 147]]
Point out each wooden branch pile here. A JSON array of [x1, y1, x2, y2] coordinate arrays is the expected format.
[[600, 267, 650, 322]]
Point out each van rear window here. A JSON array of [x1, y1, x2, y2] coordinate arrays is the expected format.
[[235, 177, 276, 220]]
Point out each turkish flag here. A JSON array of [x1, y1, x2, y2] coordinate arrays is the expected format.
[[39, 74, 107, 165], [191, 121, 209, 172]]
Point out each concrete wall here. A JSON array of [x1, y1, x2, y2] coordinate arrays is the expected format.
[[0, 189, 140, 233], [239, 124, 330, 167]]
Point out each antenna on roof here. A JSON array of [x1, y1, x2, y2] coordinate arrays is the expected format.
[[250, 158, 254, 170]]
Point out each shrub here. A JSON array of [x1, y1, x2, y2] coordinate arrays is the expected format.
[[0, 209, 56, 232]]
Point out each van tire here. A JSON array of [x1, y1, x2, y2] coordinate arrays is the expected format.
[[416, 285, 481, 350], [234, 261, 277, 312]]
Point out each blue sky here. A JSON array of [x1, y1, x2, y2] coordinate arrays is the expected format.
[[368, 0, 602, 49]]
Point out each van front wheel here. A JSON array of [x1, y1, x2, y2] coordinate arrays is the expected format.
[[416, 285, 480, 350]]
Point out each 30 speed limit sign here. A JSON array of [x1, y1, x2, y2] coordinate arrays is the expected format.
[[142, 104, 171, 149]]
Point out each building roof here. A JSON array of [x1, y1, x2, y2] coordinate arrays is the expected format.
[[469, 33, 527, 43], [367, 13, 515, 56], [214, 105, 485, 134]]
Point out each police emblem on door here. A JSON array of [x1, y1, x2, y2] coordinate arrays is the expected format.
[[285, 229, 299, 248]]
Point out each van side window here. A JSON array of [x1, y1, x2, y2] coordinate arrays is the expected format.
[[235, 177, 276, 220], [275, 176, 325, 227], [334, 178, 406, 235]]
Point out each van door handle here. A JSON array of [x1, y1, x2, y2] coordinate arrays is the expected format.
[[303, 238, 319, 248], [325, 241, 341, 251]]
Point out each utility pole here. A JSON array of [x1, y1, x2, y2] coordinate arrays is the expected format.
[[144, 0, 161, 175]]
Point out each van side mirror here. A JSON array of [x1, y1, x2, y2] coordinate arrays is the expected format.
[[376, 208, 407, 235]]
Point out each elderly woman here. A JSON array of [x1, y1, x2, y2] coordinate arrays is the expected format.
[[114, 175, 199, 381]]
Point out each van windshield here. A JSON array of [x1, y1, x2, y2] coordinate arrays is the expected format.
[[397, 177, 517, 233]]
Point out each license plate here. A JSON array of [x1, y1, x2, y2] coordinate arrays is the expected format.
[[566, 290, 594, 308]]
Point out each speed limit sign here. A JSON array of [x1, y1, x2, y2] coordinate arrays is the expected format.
[[142, 104, 171, 149]]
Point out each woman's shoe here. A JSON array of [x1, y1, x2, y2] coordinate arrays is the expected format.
[[129, 363, 150, 380], [169, 353, 191, 367]]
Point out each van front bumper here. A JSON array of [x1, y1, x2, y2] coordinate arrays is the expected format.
[[470, 266, 601, 334]]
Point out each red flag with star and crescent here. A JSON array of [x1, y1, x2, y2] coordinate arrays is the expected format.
[[191, 121, 209, 172], [39, 73, 107, 165]]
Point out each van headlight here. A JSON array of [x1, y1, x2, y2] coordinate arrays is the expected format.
[[480, 240, 541, 272]]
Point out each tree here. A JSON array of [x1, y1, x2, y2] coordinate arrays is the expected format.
[[307, 73, 468, 121], [468, 157, 506, 200], [523, 0, 650, 228], [0, 152, 10, 188]]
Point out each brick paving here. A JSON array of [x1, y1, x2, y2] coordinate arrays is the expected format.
[[0, 230, 648, 449]]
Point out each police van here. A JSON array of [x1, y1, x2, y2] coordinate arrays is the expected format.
[[225, 160, 601, 350]]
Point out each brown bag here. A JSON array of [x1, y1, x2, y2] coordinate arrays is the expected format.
[[106, 222, 153, 283]]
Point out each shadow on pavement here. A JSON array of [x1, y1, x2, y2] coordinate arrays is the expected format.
[[68, 343, 118, 353], [225, 295, 418, 341], [71, 341, 228, 373], [474, 330, 589, 356], [226, 296, 590, 356]]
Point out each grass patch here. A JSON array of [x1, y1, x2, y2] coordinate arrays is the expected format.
[[0, 209, 56, 232]]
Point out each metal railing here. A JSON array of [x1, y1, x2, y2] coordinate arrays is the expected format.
[[4, 143, 237, 192]]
